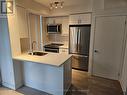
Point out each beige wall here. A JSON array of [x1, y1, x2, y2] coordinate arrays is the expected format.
[[42, 17, 49, 45], [48, 34, 69, 45], [15, 0, 50, 16], [93, 0, 127, 12], [104, 0, 127, 9], [7, 11, 21, 57]]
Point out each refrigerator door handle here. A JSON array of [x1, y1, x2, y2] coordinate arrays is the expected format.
[[77, 29, 79, 52], [78, 29, 81, 52]]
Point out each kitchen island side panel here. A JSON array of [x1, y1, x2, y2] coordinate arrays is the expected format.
[[22, 58, 71, 95]]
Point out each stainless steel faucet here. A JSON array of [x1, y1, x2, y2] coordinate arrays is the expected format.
[[32, 41, 37, 52]]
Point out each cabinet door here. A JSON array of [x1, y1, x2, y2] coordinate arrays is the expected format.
[[79, 14, 91, 24], [62, 17, 69, 35], [16, 6, 29, 38], [64, 58, 72, 94], [93, 16, 126, 80], [69, 15, 79, 25], [55, 17, 62, 24], [69, 13, 91, 25], [47, 17, 62, 24], [46, 18, 55, 24]]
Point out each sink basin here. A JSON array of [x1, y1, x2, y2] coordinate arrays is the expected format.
[[28, 52, 48, 56]]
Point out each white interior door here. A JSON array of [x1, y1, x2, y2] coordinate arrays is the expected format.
[[93, 16, 126, 80]]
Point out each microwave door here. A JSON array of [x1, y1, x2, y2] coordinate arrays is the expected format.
[[48, 25, 57, 33], [69, 27, 79, 54], [47, 24, 61, 33]]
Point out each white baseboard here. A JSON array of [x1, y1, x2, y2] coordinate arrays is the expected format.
[[2, 82, 16, 90], [119, 80, 126, 95]]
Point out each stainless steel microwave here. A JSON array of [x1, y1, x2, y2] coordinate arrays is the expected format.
[[47, 24, 62, 33]]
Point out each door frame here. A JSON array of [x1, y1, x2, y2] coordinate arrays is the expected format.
[[88, 12, 127, 78]]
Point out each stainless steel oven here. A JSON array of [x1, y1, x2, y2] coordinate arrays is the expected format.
[[44, 43, 64, 53], [44, 47, 59, 53]]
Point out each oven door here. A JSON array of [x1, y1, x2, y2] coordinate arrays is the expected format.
[[44, 47, 59, 53]]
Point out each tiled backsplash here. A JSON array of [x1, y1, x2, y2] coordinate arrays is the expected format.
[[48, 34, 69, 44], [20, 38, 30, 53], [20, 34, 69, 53]]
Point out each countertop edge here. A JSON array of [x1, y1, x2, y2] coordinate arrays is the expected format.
[[13, 55, 72, 67]]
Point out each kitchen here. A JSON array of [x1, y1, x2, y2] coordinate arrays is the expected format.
[[0, 0, 127, 95]]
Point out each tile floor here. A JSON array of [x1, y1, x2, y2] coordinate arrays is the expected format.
[[67, 69, 123, 95], [0, 69, 123, 95]]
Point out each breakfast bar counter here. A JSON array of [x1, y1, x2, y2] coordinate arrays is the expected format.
[[13, 52, 71, 67], [13, 52, 72, 95]]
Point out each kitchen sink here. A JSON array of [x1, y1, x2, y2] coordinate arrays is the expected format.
[[28, 52, 48, 56]]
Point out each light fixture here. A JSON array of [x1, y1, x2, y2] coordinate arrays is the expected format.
[[50, 1, 64, 10]]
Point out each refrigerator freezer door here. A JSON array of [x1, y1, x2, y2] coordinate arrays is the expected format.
[[72, 55, 88, 71], [69, 27, 79, 54]]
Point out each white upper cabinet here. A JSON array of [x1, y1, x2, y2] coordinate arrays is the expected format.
[[62, 17, 69, 35], [69, 13, 91, 25], [46, 17, 62, 24], [46, 18, 55, 24], [16, 6, 29, 38]]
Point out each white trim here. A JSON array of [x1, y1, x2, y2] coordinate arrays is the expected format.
[[40, 16, 43, 50], [90, 10, 127, 93], [28, 12, 32, 51], [2, 82, 16, 90], [35, 15, 38, 50], [90, 14, 127, 75], [93, 8, 127, 17]]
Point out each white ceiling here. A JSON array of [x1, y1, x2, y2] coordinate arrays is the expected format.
[[33, 0, 89, 7]]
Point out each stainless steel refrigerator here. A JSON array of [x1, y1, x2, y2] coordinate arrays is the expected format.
[[69, 25, 91, 71]]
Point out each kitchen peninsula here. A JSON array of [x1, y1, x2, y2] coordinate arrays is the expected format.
[[13, 52, 72, 95]]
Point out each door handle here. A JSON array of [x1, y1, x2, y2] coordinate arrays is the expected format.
[[94, 50, 99, 53]]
